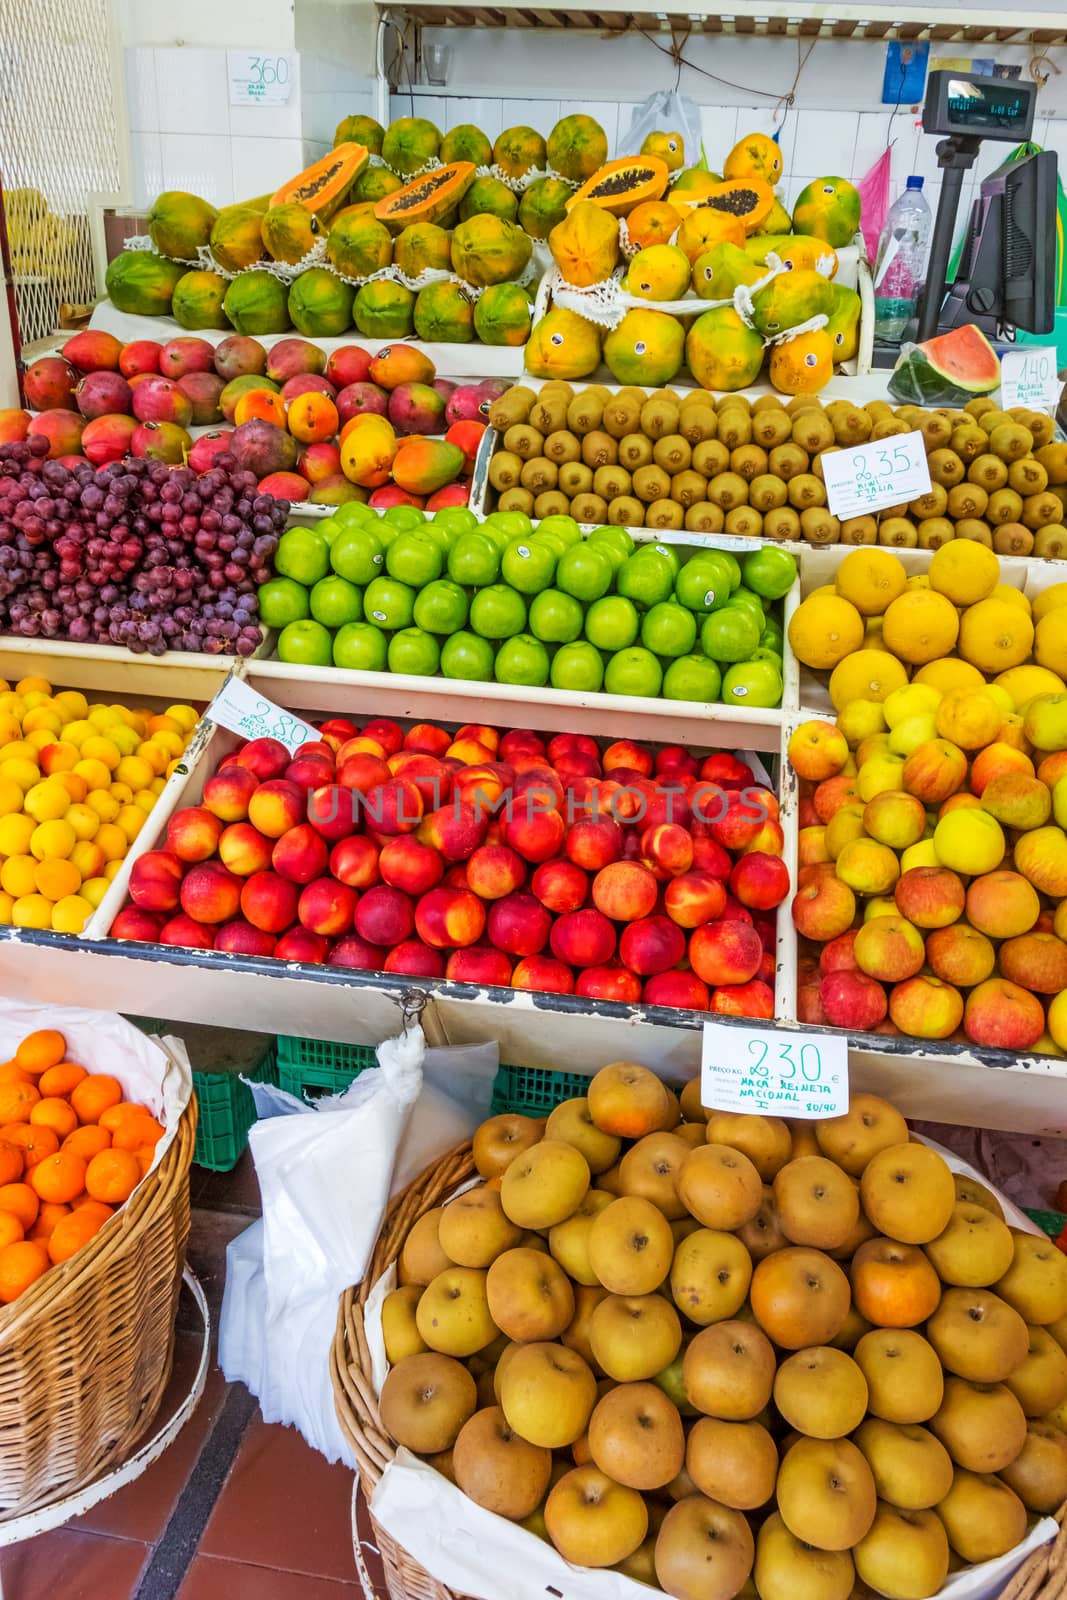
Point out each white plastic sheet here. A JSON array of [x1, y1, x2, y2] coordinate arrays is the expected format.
[[618, 93, 705, 173]]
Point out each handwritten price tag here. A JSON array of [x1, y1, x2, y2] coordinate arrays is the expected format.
[[227, 51, 294, 107], [701, 1021, 849, 1120], [1000, 347, 1062, 413], [208, 677, 316, 754], [822, 430, 931, 521]]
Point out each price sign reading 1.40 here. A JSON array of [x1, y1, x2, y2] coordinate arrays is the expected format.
[[822, 430, 932, 522], [1000, 347, 1062, 414], [701, 1021, 849, 1120], [227, 51, 295, 108]]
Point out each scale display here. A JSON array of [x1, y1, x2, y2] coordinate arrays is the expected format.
[[922, 71, 1036, 141]]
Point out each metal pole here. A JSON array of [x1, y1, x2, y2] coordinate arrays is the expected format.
[[916, 134, 980, 342]]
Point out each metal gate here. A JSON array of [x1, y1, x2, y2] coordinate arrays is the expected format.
[[0, 0, 128, 353]]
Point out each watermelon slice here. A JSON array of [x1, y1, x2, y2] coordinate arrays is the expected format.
[[889, 323, 1000, 406]]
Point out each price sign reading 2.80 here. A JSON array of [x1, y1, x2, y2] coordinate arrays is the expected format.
[[822, 430, 932, 522], [701, 1022, 849, 1120]]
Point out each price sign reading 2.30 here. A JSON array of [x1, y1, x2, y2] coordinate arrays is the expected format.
[[822, 430, 932, 522], [700, 1021, 849, 1119]]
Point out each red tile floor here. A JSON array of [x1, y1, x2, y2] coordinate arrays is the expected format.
[[0, 1152, 373, 1600]]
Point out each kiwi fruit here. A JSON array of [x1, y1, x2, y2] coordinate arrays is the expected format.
[[685, 389, 717, 409], [749, 474, 788, 513], [964, 396, 997, 419], [1028, 413, 1056, 447], [1034, 524, 1067, 559], [988, 423, 1034, 462], [910, 485, 948, 518], [809, 449, 836, 485], [966, 453, 1008, 491], [920, 413, 954, 450], [725, 506, 763, 539], [530, 393, 570, 434], [871, 417, 911, 441], [917, 517, 955, 550], [791, 411, 835, 454], [640, 398, 680, 439], [671, 470, 709, 508], [1008, 456, 1049, 494], [1036, 443, 1067, 483], [954, 518, 993, 545], [928, 449, 965, 487], [894, 405, 925, 427], [841, 516, 878, 545], [787, 473, 826, 510], [607, 495, 643, 526], [763, 506, 801, 541], [986, 488, 1023, 526], [786, 395, 820, 415], [677, 403, 719, 445], [975, 409, 1011, 434], [534, 490, 570, 518], [833, 408, 874, 446], [946, 482, 989, 520], [567, 392, 603, 434], [730, 444, 769, 483], [707, 471, 748, 510], [617, 433, 653, 472], [994, 523, 1035, 556], [878, 515, 918, 547], [865, 400, 893, 419], [503, 423, 545, 460], [543, 429, 581, 465], [594, 464, 632, 502], [520, 457, 558, 493], [1023, 491, 1063, 529], [722, 392, 753, 413], [800, 507, 841, 545], [582, 431, 617, 469], [752, 395, 782, 414], [558, 462, 593, 498], [570, 492, 608, 524], [751, 408, 792, 449], [646, 499, 685, 530], [693, 439, 730, 478], [488, 387, 535, 429], [768, 443, 809, 481], [603, 394, 643, 438], [488, 450, 523, 492], [632, 464, 672, 503], [497, 486, 534, 514], [717, 410, 752, 450], [685, 501, 725, 533], [653, 434, 692, 474]]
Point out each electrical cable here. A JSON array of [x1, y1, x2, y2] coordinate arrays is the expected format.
[[633, 23, 817, 105]]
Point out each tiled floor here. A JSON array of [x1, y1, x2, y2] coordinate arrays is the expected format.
[[0, 1151, 367, 1600]]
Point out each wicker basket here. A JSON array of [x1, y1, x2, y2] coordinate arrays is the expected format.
[[0, 1098, 196, 1518], [332, 1140, 1067, 1600]]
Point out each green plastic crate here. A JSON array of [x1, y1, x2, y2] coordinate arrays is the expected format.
[[490, 1063, 592, 1117], [1026, 1208, 1067, 1239], [275, 1036, 378, 1100], [192, 1057, 276, 1171]]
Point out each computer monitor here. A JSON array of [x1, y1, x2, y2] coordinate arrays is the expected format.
[[940, 147, 1056, 336]]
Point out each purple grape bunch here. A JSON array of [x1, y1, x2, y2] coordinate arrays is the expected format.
[[0, 439, 289, 656]]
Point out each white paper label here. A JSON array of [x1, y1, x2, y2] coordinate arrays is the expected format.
[[227, 51, 294, 107], [1000, 346, 1061, 413], [701, 1021, 849, 1119], [822, 430, 932, 520], [209, 676, 316, 753]]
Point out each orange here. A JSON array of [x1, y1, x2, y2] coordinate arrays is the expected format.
[[28, 1202, 70, 1240], [99, 1101, 149, 1135], [0, 1061, 33, 1087], [3, 1124, 59, 1170], [15, 1029, 66, 1075], [133, 1148, 155, 1177], [0, 1240, 49, 1301], [29, 1097, 78, 1141], [70, 1194, 113, 1217], [0, 1183, 38, 1229], [38, 1062, 87, 1098], [48, 1205, 109, 1264], [29, 1150, 86, 1205], [85, 1148, 140, 1204], [112, 1113, 164, 1151], [0, 1212, 23, 1249], [0, 1144, 23, 1186], [0, 1081, 39, 1125], [61, 1125, 110, 1161], [70, 1074, 122, 1125]]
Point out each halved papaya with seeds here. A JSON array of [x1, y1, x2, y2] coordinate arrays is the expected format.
[[374, 161, 476, 230], [696, 178, 776, 235], [271, 143, 369, 223], [566, 156, 669, 217]]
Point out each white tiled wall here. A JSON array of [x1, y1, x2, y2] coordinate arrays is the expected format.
[[124, 47, 374, 210]]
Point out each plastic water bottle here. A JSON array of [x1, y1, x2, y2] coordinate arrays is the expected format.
[[873, 176, 932, 345]]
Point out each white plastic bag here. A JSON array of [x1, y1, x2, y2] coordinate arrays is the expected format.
[[218, 1028, 498, 1463], [619, 93, 704, 170]]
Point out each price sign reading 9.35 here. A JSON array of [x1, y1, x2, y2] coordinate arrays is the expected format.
[[701, 1021, 849, 1119], [822, 430, 932, 522]]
